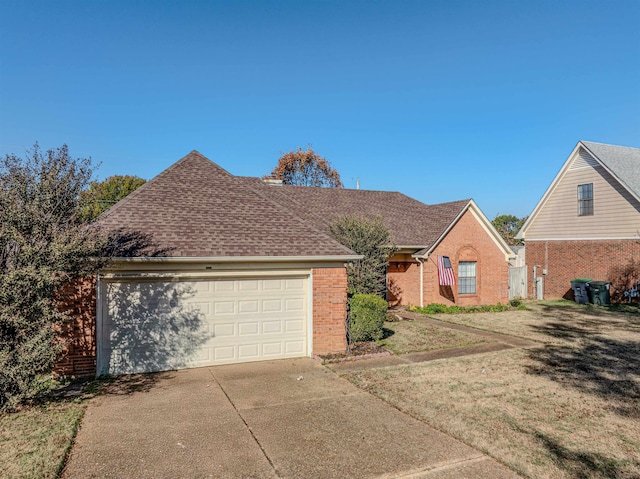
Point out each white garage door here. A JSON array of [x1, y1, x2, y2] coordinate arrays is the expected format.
[[98, 275, 309, 375]]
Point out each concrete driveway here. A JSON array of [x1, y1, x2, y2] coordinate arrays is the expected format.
[[63, 358, 518, 478]]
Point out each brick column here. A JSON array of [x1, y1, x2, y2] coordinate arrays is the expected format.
[[312, 267, 348, 354]]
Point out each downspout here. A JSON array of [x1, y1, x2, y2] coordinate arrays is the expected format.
[[416, 257, 424, 307]]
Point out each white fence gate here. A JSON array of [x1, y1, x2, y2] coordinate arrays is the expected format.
[[508, 266, 528, 300]]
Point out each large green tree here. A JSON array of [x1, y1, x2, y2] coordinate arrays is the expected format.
[[329, 215, 397, 296], [267, 146, 343, 187], [79, 174, 146, 222], [492, 214, 528, 246], [0, 144, 155, 410]]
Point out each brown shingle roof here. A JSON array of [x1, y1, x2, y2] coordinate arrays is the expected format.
[[237, 178, 470, 249], [97, 151, 471, 258], [96, 151, 355, 257]]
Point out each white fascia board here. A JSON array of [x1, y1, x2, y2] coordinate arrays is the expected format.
[[110, 254, 362, 264], [412, 200, 513, 261], [100, 269, 313, 280], [467, 201, 515, 260], [516, 142, 584, 239], [414, 201, 471, 259], [515, 141, 635, 239], [103, 255, 362, 273]]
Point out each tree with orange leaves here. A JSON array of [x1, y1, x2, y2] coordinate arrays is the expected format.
[[267, 146, 343, 187]]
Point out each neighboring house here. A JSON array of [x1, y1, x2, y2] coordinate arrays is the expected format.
[[516, 141, 640, 299], [58, 151, 512, 377]]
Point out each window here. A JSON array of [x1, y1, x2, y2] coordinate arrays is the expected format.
[[458, 261, 476, 295], [578, 183, 593, 216]]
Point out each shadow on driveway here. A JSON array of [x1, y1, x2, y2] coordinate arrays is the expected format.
[[63, 358, 519, 479]]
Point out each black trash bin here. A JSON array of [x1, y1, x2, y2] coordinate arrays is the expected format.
[[588, 281, 611, 305], [571, 278, 592, 304]]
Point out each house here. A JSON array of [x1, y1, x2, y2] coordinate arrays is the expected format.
[[237, 179, 513, 308], [57, 150, 512, 377], [516, 141, 640, 300]]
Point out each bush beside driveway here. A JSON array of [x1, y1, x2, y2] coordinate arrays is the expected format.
[[344, 301, 640, 479]]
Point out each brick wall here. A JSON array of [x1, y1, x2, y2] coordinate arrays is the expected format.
[[312, 267, 348, 354], [55, 277, 97, 377], [388, 255, 421, 306], [428, 209, 509, 306], [526, 239, 640, 299], [387, 209, 509, 306], [55, 267, 349, 374]]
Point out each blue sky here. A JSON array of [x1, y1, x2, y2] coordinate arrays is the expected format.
[[1, 0, 638, 218]]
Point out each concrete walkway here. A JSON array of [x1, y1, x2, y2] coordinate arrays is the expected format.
[[330, 312, 540, 373], [63, 358, 519, 478]]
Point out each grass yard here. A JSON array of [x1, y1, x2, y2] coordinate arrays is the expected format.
[[0, 400, 85, 479], [379, 317, 493, 354], [345, 301, 640, 479]]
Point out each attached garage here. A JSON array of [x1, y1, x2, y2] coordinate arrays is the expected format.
[[56, 151, 357, 377], [97, 273, 311, 375]]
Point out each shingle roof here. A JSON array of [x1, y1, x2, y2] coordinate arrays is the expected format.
[[96, 151, 471, 258], [581, 141, 640, 197], [238, 178, 470, 248], [95, 151, 355, 257]]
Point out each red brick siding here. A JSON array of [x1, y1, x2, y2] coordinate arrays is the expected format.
[[388, 258, 421, 307], [312, 267, 348, 354], [387, 210, 509, 306], [54, 277, 97, 377], [526, 240, 640, 299], [56, 268, 349, 375]]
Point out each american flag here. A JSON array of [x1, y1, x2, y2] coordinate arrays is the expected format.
[[438, 255, 455, 286]]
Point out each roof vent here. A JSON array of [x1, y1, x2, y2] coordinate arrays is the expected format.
[[570, 148, 599, 170], [263, 177, 283, 186]]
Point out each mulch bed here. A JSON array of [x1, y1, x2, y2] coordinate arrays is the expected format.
[[317, 341, 391, 363]]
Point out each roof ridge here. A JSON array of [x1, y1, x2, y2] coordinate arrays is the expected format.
[[237, 176, 475, 251], [580, 140, 640, 150], [234, 177, 356, 256], [96, 150, 227, 222], [275, 183, 407, 196], [427, 198, 472, 207]]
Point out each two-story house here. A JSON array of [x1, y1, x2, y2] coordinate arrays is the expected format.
[[516, 141, 640, 300]]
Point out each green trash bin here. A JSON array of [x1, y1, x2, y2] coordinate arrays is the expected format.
[[571, 278, 592, 304], [588, 281, 611, 305]]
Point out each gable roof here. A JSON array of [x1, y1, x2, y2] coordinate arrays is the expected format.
[[517, 140, 640, 239], [95, 151, 357, 258]]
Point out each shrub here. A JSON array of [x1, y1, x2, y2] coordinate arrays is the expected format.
[[409, 302, 513, 315], [329, 215, 398, 296], [0, 144, 160, 410], [509, 298, 522, 308], [349, 294, 388, 342]]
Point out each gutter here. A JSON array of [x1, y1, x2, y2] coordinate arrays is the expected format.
[[109, 254, 363, 264], [415, 256, 425, 307]]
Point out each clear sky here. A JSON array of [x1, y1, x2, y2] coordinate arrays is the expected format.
[[1, 0, 639, 218]]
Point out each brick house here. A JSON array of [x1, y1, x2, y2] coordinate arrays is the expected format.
[[516, 141, 640, 300], [59, 150, 512, 377], [242, 181, 513, 308]]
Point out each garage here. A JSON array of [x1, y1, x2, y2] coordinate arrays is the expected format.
[[97, 274, 310, 375], [55, 151, 355, 378]]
